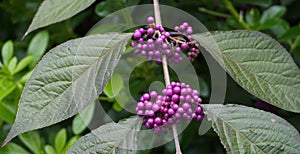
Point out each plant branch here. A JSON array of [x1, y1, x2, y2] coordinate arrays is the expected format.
[[153, 0, 182, 154], [223, 0, 250, 30], [198, 7, 230, 18]]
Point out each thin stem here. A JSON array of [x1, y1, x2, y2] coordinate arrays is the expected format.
[[223, 0, 250, 30], [198, 7, 231, 18], [153, 0, 182, 154]]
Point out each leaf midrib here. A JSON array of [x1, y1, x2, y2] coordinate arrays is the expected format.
[[207, 109, 266, 154]]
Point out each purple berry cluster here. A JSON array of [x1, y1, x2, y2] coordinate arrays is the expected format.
[[130, 16, 201, 63], [135, 82, 204, 134]]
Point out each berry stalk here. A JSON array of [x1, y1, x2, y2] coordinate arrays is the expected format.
[[153, 0, 182, 153]]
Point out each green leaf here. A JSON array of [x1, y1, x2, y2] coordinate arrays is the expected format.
[[198, 77, 209, 97], [61, 136, 79, 154], [0, 142, 30, 154], [0, 78, 16, 101], [72, 102, 95, 135], [55, 128, 67, 153], [44, 145, 56, 154], [279, 25, 300, 41], [104, 73, 124, 98], [260, 6, 286, 25], [24, 0, 96, 36], [19, 70, 33, 84], [1, 41, 13, 65], [203, 104, 300, 153], [19, 131, 42, 154], [28, 31, 49, 68], [68, 116, 141, 153], [0, 102, 15, 124], [193, 31, 300, 112], [13, 56, 33, 75], [2, 33, 131, 147], [7, 57, 17, 73]]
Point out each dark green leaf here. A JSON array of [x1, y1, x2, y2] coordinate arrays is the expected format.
[[203, 104, 300, 153], [68, 116, 141, 153], [193, 31, 300, 112], [25, 0, 96, 36], [2, 33, 131, 147]]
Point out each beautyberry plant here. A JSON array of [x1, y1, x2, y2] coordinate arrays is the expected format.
[[1, 1, 300, 154]]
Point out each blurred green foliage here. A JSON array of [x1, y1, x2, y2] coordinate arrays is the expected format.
[[0, 0, 299, 153]]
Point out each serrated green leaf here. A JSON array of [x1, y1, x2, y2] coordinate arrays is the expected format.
[[19, 131, 42, 154], [55, 128, 67, 153], [1, 41, 13, 65], [72, 102, 95, 135], [203, 104, 300, 153], [28, 31, 49, 68], [193, 31, 300, 113], [13, 56, 33, 75], [104, 73, 124, 98], [2, 33, 131, 147], [24, 0, 96, 36], [44, 145, 56, 154], [0, 142, 30, 154], [68, 116, 141, 153], [7, 57, 17, 73]]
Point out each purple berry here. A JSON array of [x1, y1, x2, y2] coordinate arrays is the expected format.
[[147, 16, 154, 23], [147, 28, 154, 35]]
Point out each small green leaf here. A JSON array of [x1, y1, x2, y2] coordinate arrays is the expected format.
[[68, 116, 141, 153], [44, 145, 56, 154], [104, 73, 124, 98], [19, 70, 33, 84], [2, 33, 131, 147], [13, 56, 33, 75], [0, 142, 30, 154], [261, 6, 286, 23], [55, 128, 67, 153], [61, 136, 80, 153], [72, 102, 95, 135], [203, 104, 300, 153], [193, 31, 300, 113], [61, 136, 79, 154], [25, 0, 96, 36], [19, 131, 42, 154], [1, 41, 13, 65], [28, 30, 49, 68], [0, 102, 15, 124], [0, 78, 16, 101], [259, 6, 286, 29], [7, 57, 17, 74], [279, 25, 300, 41]]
